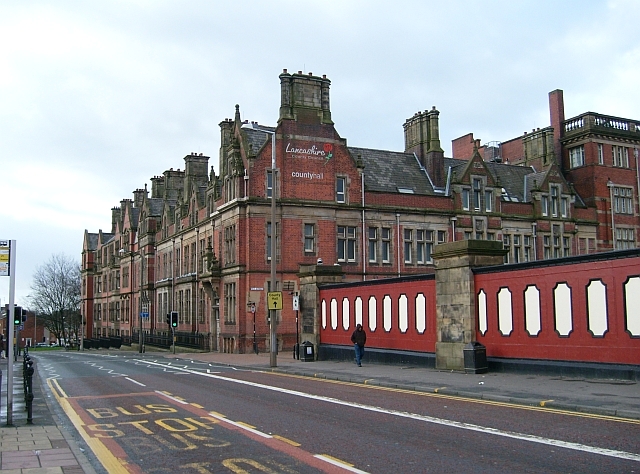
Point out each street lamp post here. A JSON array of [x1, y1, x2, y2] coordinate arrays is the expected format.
[[80, 315, 84, 351], [242, 122, 278, 367]]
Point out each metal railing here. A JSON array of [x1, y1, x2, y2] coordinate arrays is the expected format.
[[133, 330, 210, 351]]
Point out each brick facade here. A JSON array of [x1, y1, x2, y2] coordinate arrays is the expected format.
[[81, 71, 639, 354]]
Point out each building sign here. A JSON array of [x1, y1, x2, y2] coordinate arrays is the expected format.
[[291, 171, 324, 180], [286, 142, 333, 161], [0, 240, 10, 277]]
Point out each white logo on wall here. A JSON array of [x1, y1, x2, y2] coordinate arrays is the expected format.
[[286, 142, 334, 161], [292, 171, 324, 180]]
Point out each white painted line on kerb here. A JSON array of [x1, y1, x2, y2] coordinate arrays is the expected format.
[[138, 359, 640, 463], [125, 377, 146, 387], [208, 412, 272, 438], [155, 390, 189, 404]]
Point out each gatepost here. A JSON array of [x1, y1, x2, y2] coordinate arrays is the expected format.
[[433, 240, 507, 370], [297, 263, 344, 360]]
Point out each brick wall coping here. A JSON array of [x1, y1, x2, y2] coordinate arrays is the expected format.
[[319, 272, 434, 290], [473, 247, 640, 275]]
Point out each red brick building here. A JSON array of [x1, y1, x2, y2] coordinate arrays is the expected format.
[[81, 71, 638, 354]]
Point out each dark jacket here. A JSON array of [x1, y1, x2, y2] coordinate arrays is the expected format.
[[351, 327, 366, 347]]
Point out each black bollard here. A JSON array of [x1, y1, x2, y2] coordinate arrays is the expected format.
[[25, 361, 34, 424], [23, 355, 31, 398]]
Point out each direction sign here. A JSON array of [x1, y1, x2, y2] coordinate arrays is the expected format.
[[140, 312, 149, 319], [267, 291, 283, 310]]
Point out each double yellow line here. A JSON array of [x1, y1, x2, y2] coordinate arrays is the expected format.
[[48, 378, 131, 473]]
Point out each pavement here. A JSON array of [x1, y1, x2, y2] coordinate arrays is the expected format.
[[0, 348, 638, 473], [0, 353, 94, 474]]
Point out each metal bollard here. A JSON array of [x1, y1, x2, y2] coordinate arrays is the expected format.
[[23, 355, 30, 398], [25, 360, 34, 424]]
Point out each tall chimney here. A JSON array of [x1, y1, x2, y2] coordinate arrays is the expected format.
[[278, 70, 333, 125], [426, 107, 445, 188], [549, 90, 565, 169]]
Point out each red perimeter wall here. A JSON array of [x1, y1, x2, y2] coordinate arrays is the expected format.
[[319, 251, 640, 366], [319, 276, 437, 353], [475, 254, 640, 365]]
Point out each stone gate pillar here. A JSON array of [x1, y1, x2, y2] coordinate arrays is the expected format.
[[297, 263, 344, 358], [433, 240, 506, 370]]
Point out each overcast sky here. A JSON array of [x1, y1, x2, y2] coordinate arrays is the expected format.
[[1, 0, 639, 306]]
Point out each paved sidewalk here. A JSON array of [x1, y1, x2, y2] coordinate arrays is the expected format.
[[0, 357, 94, 474], [170, 351, 640, 420]]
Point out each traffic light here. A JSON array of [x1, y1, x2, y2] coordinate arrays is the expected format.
[[166, 313, 171, 326], [13, 306, 24, 325], [170, 311, 178, 328]]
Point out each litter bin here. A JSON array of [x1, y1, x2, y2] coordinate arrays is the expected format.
[[463, 342, 488, 374], [300, 341, 314, 362]]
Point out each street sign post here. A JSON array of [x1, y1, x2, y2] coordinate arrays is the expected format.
[[293, 294, 300, 360], [1, 239, 16, 425], [249, 302, 257, 354]]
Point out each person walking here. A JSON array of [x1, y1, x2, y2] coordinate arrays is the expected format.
[[350, 323, 366, 367]]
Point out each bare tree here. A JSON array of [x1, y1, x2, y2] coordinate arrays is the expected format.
[[28, 254, 81, 345]]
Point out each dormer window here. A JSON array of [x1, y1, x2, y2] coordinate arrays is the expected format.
[[551, 186, 559, 217], [484, 190, 493, 212], [462, 177, 491, 213], [473, 178, 481, 211], [462, 189, 470, 210]]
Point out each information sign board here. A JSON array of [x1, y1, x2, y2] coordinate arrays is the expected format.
[[0, 240, 10, 276], [267, 291, 283, 310]]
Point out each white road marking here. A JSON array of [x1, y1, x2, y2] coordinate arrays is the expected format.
[[137, 359, 640, 463], [155, 390, 189, 404], [125, 377, 146, 386], [208, 412, 272, 438], [314, 455, 369, 473]]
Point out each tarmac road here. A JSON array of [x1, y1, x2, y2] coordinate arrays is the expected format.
[[3, 351, 640, 472]]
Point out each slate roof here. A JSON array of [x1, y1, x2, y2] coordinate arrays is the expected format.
[[85, 233, 99, 251], [147, 199, 163, 217], [348, 147, 434, 195], [128, 207, 139, 228], [197, 186, 207, 207], [523, 171, 547, 202], [486, 162, 537, 203], [100, 233, 115, 245], [245, 127, 272, 155], [445, 157, 537, 202]]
